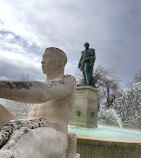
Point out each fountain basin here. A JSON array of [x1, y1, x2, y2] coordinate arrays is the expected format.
[[69, 125, 141, 158], [69, 125, 141, 140]]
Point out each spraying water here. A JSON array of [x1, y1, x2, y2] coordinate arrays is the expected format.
[[98, 108, 123, 128], [102, 108, 123, 128]]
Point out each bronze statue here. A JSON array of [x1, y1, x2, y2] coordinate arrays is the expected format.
[[78, 42, 96, 86]]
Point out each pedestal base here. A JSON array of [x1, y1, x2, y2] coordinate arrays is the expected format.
[[70, 86, 99, 128]]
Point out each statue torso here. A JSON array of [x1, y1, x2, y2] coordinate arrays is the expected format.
[[27, 91, 75, 132], [81, 48, 95, 65]]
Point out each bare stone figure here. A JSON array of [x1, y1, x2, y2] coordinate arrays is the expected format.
[[0, 47, 77, 158]]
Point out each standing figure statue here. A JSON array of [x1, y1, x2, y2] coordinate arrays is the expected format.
[[78, 42, 96, 86], [0, 47, 77, 158]]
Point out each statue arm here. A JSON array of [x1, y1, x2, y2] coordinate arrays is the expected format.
[[0, 75, 76, 103], [93, 49, 96, 61], [0, 81, 50, 103], [78, 52, 83, 68]]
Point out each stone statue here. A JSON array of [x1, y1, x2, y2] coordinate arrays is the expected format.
[[78, 42, 96, 86], [0, 47, 79, 158]]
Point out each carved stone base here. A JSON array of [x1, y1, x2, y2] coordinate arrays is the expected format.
[[70, 86, 99, 128]]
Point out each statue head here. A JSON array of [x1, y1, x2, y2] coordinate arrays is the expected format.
[[41, 47, 67, 77], [84, 42, 89, 49]]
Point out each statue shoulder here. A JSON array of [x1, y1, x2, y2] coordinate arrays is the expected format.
[[63, 75, 76, 91], [89, 48, 95, 52], [81, 50, 85, 54], [59, 75, 76, 86], [64, 75, 76, 81], [89, 48, 95, 55]]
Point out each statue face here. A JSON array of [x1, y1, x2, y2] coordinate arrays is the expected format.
[[84, 43, 89, 49], [41, 54, 60, 75], [41, 47, 67, 76]]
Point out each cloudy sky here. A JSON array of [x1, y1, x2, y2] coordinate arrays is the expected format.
[[0, 0, 141, 87]]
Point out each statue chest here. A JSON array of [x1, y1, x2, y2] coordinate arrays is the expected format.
[[82, 49, 95, 58], [27, 98, 72, 121]]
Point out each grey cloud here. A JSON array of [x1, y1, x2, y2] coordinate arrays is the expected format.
[[0, 60, 45, 81], [0, 0, 141, 87], [0, 30, 42, 54]]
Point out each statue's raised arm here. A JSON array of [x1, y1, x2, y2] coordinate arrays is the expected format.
[[0, 75, 75, 104], [0, 80, 51, 103]]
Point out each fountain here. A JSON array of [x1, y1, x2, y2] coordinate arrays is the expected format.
[[68, 43, 141, 158], [68, 83, 141, 158], [98, 108, 123, 128], [0, 44, 140, 157], [69, 86, 99, 128]]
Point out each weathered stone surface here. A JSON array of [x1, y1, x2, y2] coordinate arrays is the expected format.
[[70, 86, 99, 128], [0, 117, 51, 149], [0, 125, 79, 158], [0, 47, 79, 158], [65, 132, 80, 158], [0, 126, 67, 158], [77, 135, 141, 158]]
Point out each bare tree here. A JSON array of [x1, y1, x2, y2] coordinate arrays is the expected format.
[[93, 66, 120, 108]]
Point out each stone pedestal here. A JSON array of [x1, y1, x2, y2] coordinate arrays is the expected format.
[[70, 86, 99, 128]]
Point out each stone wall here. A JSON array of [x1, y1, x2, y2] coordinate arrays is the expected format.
[[76, 136, 141, 158]]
